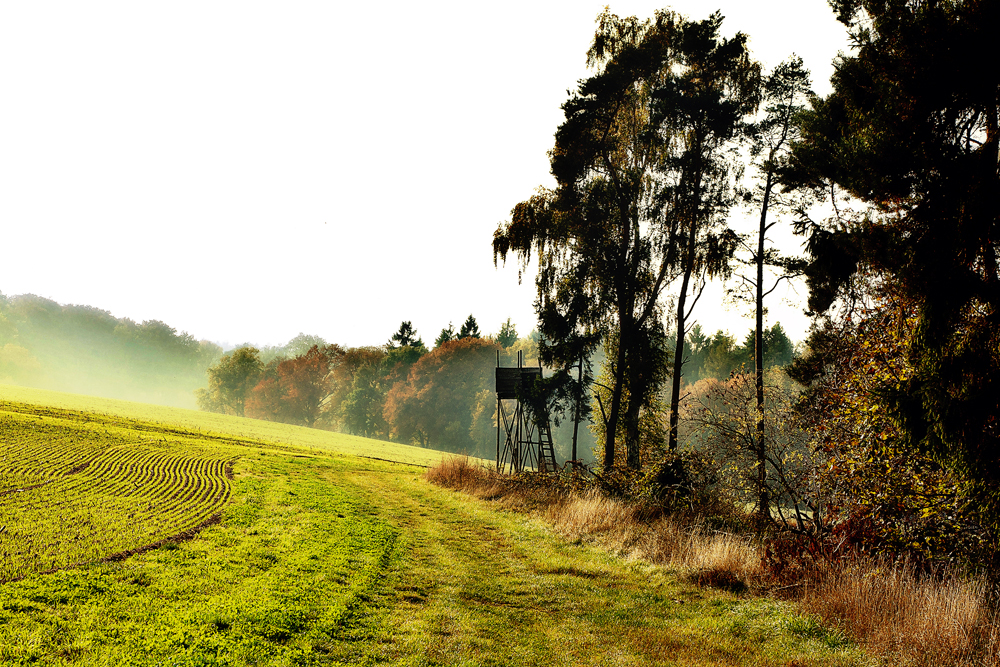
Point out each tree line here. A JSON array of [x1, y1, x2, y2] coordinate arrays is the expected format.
[[0, 293, 221, 407], [195, 317, 555, 459], [196, 314, 795, 464]]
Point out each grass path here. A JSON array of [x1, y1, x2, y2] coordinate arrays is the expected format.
[[342, 465, 860, 667]]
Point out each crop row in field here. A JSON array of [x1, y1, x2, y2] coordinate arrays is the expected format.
[[0, 402, 237, 582]]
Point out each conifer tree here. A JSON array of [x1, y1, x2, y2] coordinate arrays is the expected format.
[[496, 318, 518, 348], [388, 321, 422, 349], [786, 0, 1000, 520], [434, 323, 456, 348], [458, 315, 480, 340]]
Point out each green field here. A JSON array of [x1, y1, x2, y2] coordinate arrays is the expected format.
[[0, 385, 863, 666], [0, 402, 233, 582], [0, 385, 456, 468]]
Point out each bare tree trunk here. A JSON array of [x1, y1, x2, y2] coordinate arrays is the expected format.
[[667, 261, 693, 452], [625, 357, 643, 469], [755, 166, 775, 530], [668, 137, 705, 453], [604, 203, 635, 472], [603, 324, 628, 470], [571, 358, 582, 464]]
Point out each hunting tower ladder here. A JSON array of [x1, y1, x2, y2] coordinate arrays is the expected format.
[[495, 351, 557, 474]]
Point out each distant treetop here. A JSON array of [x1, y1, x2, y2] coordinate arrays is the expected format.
[[284, 333, 328, 358], [389, 321, 423, 349], [458, 315, 481, 340], [434, 322, 456, 348], [496, 318, 518, 348]]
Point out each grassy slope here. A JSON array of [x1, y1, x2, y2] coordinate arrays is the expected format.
[[0, 384, 471, 468], [0, 386, 864, 666]]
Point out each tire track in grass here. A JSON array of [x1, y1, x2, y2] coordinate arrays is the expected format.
[[0, 454, 406, 666], [342, 467, 613, 665], [337, 464, 863, 667]]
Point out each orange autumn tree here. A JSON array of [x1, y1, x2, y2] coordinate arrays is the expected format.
[[246, 344, 341, 427], [384, 337, 500, 453], [245, 375, 284, 422]]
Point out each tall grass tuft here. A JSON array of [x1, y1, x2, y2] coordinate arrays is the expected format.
[[426, 459, 762, 586], [800, 560, 999, 666], [424, 456, 509, 501], [425, 458, 1000, 666]]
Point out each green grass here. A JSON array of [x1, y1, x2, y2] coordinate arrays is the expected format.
[[1, 454, 399, 666], [0, 386, 866, 666], [0, 401, 234, 581]]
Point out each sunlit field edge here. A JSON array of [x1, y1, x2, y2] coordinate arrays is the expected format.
[[0, 383, 483, 469]]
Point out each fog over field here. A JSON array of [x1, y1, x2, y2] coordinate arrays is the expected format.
[[0, 0, 850, 348]]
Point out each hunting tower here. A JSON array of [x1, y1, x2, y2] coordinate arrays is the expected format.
[[495, 351, 557, 473]]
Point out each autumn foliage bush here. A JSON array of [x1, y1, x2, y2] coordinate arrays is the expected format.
[[790, 288, 999, 576]]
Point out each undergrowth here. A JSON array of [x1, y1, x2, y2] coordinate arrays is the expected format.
[[427, 456, 1000, 667]]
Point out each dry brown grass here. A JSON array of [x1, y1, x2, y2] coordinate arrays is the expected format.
[[424, 456, 563, 508], [542, 489, 761, 590], [425, 457, 762, 589], [800, 560, 999, 666], [426, 457, 1000, 666], [423, 455, 495, 494]]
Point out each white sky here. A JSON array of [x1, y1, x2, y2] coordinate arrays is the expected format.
[[0, 1, 851, 349]]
